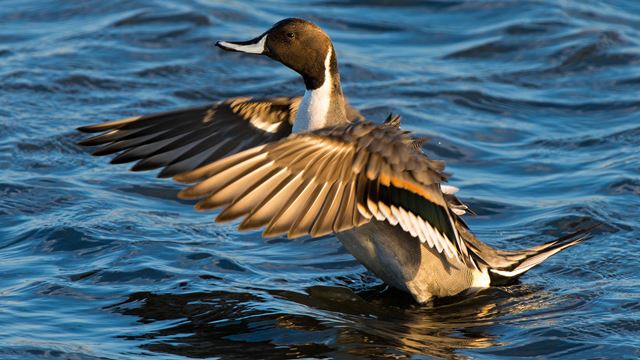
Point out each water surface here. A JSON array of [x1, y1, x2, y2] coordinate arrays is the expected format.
[[1, 0, 639, 359]]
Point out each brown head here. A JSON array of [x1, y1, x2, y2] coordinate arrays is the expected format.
[[216, 18, 337, 90]]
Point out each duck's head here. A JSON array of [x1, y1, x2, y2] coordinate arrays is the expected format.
[[216, 18, 336, 90]]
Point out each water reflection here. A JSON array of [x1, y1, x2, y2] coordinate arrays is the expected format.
[[109, 283, 568, 359]]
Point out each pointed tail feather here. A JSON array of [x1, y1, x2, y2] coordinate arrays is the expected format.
[[485, 225, 597, 285]]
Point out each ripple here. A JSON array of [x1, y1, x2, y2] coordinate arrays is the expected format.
[[530, 125, 640, 150], [55, 74, 142, 91], [112, 10, 210, 27], [135, 64, 200, 78], [606, 178, 640, 196], [38, 226, 117, 255], [340, 63, 394, 82], [616, 76, 640, 86], [186, 252, 213, 261], [398, 89, 640, 116], [0, 348, 106, 360], [0, 181, 80, 216], [313, 16, 405, 33], [444, 40, 521, 59], [552, 31, 640, 72], [503, 20, 567, 35], [0, 81, 56, 93], [84, 268, 174, 284], [319, 0, 464, 9]]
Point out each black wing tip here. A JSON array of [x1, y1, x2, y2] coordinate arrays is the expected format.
[[77, 138, 95, 147], [77, 136, 109, 147], [129, 163, 152, 172], [92, 148, 117, 157], [157, 167, 179, 178], [76, 123, 116, 133], [109, 154, 134, 164], [129, 160, 165, 173], [76, 125, 98, 133]]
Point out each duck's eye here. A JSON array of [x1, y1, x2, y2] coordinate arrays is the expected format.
[[286, 32, 295, 39]]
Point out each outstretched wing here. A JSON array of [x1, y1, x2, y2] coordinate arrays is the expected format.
[[77, 97, 299, 178], [78, 96, 365, 178], [175, 122, 471, 262]]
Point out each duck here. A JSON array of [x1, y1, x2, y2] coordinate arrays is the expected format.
[[77, 18, 590, 303]]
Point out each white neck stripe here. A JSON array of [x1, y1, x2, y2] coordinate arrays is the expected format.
[[292, 48, 333, 132]]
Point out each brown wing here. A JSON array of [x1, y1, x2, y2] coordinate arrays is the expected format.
[[76, 97, 298, 178], [77, 96, 362, 178], [175, 122, 471, 262]]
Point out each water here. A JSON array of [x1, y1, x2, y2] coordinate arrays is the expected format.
[[1, 0, 639, 358]]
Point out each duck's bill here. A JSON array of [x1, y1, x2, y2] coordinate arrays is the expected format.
[[216, 34, 268, 55]]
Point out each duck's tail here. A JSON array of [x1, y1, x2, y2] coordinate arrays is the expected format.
[[459, 222, 596, 285]]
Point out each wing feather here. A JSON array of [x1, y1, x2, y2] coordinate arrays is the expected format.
[[78, 97, 300, 177], [196, 161, 276, 210], [289, 182, 332, 238], [264, 177, 316, 236], [236, 171, 300, 229], [182, 123, 471, 262], [310, 182, 343, 237], [158, 135, 239, 178], [334, 179, 357, 233], [81, 115, 472, 262]]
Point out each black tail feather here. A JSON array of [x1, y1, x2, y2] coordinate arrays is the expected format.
[[488, 225, 598, 285]]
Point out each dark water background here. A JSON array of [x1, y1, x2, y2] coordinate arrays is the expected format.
[[1, 0, 639, 359]]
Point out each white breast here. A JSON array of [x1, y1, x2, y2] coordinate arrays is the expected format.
[[292, 49, 333, 132]]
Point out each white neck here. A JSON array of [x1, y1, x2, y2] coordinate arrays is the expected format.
[[292, 49, 333, 133]]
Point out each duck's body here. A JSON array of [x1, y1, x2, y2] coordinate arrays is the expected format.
[[338, 222, 487, 302], [77, 18, 589, 303]]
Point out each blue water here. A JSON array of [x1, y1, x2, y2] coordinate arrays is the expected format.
[[1, 0, 639, 359]]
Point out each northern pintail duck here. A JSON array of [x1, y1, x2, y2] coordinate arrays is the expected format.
[[77, 18, 589, 303]]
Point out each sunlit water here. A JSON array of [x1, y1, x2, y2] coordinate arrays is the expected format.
[[1, 1, 639, 359]]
